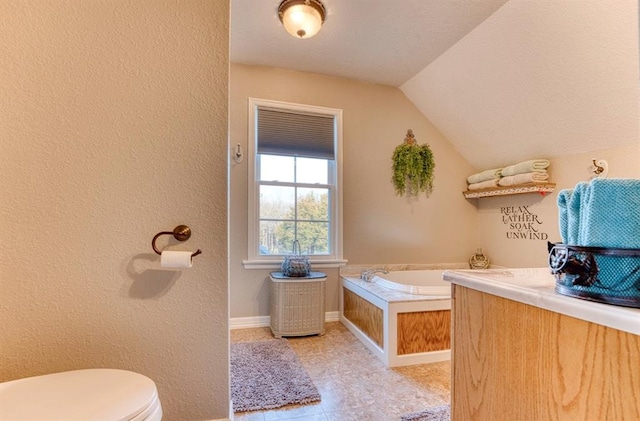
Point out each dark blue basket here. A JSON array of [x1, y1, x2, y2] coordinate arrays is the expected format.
[[548, 243, 640, 308]]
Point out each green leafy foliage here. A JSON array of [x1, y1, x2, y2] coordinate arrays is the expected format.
[[270, 191, 329, 254], [391, 142, 435, 197]]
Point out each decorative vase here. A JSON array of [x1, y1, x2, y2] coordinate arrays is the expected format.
[[469, 248, 490, 269]]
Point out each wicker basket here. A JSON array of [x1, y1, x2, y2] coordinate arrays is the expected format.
[[269, 272, 326, 338], [281, 240, 311, 277], [548, 243, 640, 308]]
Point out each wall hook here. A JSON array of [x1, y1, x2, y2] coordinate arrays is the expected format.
[[233, 143, 243, 163], [591, 159, 608, 179], [152, 225, 202, 257]]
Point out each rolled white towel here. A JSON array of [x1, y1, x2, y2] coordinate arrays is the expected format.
[[501, 159, 550, 177], [498, 171, 549, 186], [468, 179, 500, 190], [466, 168, 503, 184]]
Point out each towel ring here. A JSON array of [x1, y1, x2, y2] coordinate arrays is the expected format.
[[152, 225, 202, 258]]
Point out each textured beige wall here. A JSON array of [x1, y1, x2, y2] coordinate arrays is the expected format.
[[0, 1, 229, 420], [229, 64, 478, 318], [477, 143, 640, 268]]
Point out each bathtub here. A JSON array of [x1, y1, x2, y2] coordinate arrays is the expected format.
[[339, 269, 453, 367], [372, 270, 451, 296]]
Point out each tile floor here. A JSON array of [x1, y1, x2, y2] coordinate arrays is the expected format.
[[231, 322, 450, 421]]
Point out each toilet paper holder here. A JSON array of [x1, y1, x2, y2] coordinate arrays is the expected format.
[[152, 225, 202, 257]]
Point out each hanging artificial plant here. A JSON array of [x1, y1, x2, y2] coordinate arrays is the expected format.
[[391, 129, 436, 197]]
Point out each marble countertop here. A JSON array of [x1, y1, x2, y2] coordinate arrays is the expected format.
[[443, 268, 640, 336], [341, 276, 450, 303]]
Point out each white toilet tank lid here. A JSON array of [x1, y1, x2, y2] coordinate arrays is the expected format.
[[0, 368, 160, 421]]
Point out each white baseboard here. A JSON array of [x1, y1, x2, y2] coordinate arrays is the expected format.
[[325, 311, 339, 322], [229, 316, 270, 329], [230, 311, 339, 330]]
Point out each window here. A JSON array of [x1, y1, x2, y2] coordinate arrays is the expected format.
[[244, 98, 344, 268]]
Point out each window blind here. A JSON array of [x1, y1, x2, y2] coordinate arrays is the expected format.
[[257, 108, 335, 160]]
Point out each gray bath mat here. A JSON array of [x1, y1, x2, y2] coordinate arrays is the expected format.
[[401, 404, 450, 421], [230, 339, 321, 412]]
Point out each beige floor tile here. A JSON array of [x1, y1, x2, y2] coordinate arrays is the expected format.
[[231, 322, 450, 421], [234, 410, 265, 421], [262, 402, 324, 421], [323, 405, 395, 421]]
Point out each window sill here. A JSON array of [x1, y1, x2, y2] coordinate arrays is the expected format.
[[242, 259, 348, 270]]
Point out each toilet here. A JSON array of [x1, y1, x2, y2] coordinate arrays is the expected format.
[[0, 368, 162, 420]]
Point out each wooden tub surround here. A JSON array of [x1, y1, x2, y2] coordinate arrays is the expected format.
[[340, 274, 451, 367], [397, 310, 450, 354], [343, 288, 383, 347], [444, 268, 640, 421]]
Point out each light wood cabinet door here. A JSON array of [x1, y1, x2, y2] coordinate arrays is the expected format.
[[451, 285, 640, 421]]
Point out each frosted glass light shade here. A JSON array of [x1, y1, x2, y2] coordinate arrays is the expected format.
[[278, 0, 326, 39]]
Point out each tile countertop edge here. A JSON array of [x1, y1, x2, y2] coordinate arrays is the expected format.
[[443, 268, 640, 336]]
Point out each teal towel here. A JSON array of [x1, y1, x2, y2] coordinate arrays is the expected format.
[[578, 178, 640, 249], [557, 189, 571, 244], [558, 179, 640, 248], [557, 179, 640, 297], [557, 182, 589, 245]]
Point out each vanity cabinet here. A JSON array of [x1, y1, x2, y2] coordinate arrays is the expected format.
[[445, 269, 640, 421]]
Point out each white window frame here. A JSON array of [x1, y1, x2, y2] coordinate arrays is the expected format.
[[243, 98, 346, 269]]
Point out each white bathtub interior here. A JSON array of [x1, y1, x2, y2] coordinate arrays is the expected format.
[[372, 270, 451, 296]]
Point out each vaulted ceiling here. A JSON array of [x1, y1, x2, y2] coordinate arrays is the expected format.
[[231, 0, 509, 87], [231, 0, 639, 170]]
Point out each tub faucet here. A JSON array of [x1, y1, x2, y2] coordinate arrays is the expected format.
[[361, 268, 388, 282]]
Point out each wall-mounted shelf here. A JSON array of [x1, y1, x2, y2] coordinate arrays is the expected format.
[[463, 183, 556, 199]]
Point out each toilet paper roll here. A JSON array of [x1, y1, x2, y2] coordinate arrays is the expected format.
[[161, 251, 193, 268]]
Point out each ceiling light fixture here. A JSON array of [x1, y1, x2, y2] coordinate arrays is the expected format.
[[278, 0, 326, 39]]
